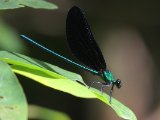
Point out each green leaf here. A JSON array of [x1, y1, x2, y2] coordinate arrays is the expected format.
[[91, 88, 137, 120], [0, 0, 23, 9], [0, 0, 58, 10], [0, 61, 27, 120], [0, 51, 137, 120], [28, 104, 71, 120], [21, 0, 58, 9], [0, 51, 85, 84]]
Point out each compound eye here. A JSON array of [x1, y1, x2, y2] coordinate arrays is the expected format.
[[116, 79, 121, 89]]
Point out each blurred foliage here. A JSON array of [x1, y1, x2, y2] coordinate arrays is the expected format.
[[0, 0, 58, 10], [28, 104, 71, 120], [0, 19, 26, 52], [0, 61, 27, 120], [0, 0, 58, 52]]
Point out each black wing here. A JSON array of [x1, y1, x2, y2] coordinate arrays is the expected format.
[[66, 6, 106, 72]]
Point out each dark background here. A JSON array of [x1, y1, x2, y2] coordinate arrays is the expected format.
[[1, 0, 160, 120]]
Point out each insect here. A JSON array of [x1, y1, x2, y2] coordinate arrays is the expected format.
[[20, 6, 122, 103]]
